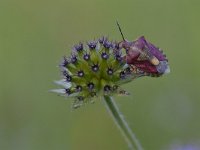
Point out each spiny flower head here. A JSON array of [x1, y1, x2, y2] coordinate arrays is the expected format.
[[52, 37, 141, 108], [52, 36, 170, 108]]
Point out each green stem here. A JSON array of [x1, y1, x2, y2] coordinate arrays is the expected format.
[[103, 95, 143, 150]]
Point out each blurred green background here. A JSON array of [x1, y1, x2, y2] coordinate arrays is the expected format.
[[1, 0, 200, 150]]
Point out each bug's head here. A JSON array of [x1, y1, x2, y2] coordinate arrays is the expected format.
[[124, 36, 170, 77]]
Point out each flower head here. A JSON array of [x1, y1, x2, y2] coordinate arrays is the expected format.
[[52, 37, 143, 108]]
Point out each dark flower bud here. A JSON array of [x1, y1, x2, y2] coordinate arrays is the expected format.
[[77, 70, 84, 77], [101, 52, 109, 59], [71, 55, 77, 64], [103, 40, 111, 49], [74, 43, 83, 52], [83, 53, 90, 61], [76, 85, 82, 92], [87, 41, 97, 49], [87, 82, 94, 90], [114, 51, 123, 62], [91, 64, 99, 72], [107, 68, 113, 75], [61, 56, 70, 67], [66, 75, 72, 82]]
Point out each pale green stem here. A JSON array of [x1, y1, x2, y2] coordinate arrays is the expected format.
[[103, 95, 143, 150]]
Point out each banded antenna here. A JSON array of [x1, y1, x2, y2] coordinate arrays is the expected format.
[[116, 21, 125, 41]]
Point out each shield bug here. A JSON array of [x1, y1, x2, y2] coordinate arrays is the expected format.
[[116, 21, 170, 77]]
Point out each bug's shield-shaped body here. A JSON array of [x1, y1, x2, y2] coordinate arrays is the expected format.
[[119, 36, 170, 77]]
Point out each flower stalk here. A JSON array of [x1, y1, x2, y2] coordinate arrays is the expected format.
[[103, 95, 143, 150]]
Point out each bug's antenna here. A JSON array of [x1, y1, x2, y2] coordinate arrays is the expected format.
[[116, 21, 125, 41]]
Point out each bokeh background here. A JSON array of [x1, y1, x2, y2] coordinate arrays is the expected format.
[[1, 0, 200, 150]]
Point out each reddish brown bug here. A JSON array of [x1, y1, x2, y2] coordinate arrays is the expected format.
[[116, 21, 170, 77]]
